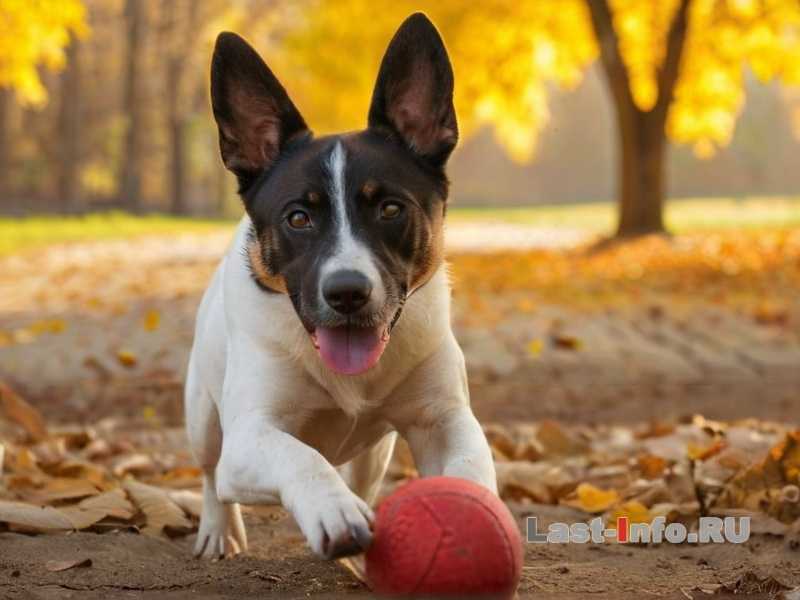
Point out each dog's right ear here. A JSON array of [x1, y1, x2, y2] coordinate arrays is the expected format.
[[211, 32, 309, 192]]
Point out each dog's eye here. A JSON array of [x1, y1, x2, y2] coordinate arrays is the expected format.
[[287, 210, 312, 229], [380, 201, 403, 220]]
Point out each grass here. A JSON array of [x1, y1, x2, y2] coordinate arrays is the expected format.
[[0, 212, 231, 257], [448, 196, 800, 233], [1, 196, 799, 256]]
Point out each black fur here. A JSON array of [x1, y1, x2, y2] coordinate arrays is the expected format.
[[211, 14, 455, 334]]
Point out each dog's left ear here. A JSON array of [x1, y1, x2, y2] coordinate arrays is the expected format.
[[368, 13, 457, 168], [211, 32, 309, 192]]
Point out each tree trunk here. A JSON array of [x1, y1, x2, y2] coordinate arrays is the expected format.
[[57, 36, 82, 213], [0, 89, 10, 203], [587, 0, 690, 238], [615, 101, 668, 237], [120, 0, 145, 213]]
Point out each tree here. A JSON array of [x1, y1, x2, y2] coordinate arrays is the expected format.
[[0, 0, 86, 205], [57, 34, 82, 212], [119, 0, 146, 213], [282, 0, 800, 237], [0, 89, 9, 200]]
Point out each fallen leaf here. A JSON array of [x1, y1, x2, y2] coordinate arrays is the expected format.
[[607, 500, 652, 527], [550, 333, 582, 351], [688, 438, 727, 461], [0, 501, 73, 531], [527, 339, 544, 357], [0, 382, 47, 441], [60, 488, 135, 529], [637, 454, 668, 479], [32, 478, 100, 503], [143, 309, 161, 331], [112, 454, 155, 478], [168, 490, 203, 519], [123, 480, 192, 536], [116, 350, 138, 368], [563, 483, 620, 513], [45, 558, 92, 572]]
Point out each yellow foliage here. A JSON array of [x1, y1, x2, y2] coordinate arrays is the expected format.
[[282, 0, 800, 162], [0, 0, 88, 105], [564, 483, 620, 513]]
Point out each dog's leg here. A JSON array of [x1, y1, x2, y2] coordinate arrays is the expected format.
[[391, 333, 497, 493], [194, 469, 248, 559], [215, 347, 375, 560], [337, 432, 397, 506], [185, 367, 248, 559]]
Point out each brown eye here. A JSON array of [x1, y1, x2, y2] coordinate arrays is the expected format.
[[380, 201, 403, 220], [288, 210, 312, 229]]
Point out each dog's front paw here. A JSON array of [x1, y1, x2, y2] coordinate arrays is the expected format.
[[194, 502, 247, 560], [287, 483, 374, 560]]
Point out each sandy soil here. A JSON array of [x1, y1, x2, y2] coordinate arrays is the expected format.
[[1, 230, 799, 598]]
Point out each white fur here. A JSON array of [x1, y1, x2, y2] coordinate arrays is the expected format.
[[318, 141, 384, 310], [185, 215, 497, 560]]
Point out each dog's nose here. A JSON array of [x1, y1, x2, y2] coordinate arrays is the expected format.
[[323, 270, 372, 314]]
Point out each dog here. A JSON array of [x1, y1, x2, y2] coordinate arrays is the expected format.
[[185, 12, 497, 561]]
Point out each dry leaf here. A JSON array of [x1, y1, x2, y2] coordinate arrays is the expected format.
[[123, 480, 192, 536], [60, 488, 135, 529], [45, 558, 92, 572], [607, 500, 652, 527], [0, 382, 47, 441], [637, 454, 668, 479], [0, 501, 73, 531], [112, 454, 155, 478], [688, 439, 727, 461], [32, 478, 100, 503], [535, 420, 588, 457], [550, 333, 582, 351], [563, 483, 620, 513], [168, 490, 203, 519], [116, 350, 138, 368], [527, 339, 544, 357], [143, 309, 161, 331]]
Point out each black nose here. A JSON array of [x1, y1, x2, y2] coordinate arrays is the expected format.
[[323, 270, 372, 314]]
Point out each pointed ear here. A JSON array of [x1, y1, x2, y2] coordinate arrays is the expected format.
[[368, 13, 457, 168], [211, 32, 309, 191]]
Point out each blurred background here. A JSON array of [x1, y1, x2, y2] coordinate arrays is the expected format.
[[1, 0, 800, 228], [1, 2, 800, 595]]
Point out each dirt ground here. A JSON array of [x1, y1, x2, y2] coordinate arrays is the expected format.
[[1, 228, 799, 598]]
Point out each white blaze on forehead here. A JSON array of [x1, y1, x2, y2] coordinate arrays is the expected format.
[[320, 140, 384, 305]]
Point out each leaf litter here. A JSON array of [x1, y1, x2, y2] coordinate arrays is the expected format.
[[2, 380, 799, 549]]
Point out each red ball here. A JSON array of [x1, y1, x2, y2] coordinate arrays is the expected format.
[[365, 476, 522, 598]]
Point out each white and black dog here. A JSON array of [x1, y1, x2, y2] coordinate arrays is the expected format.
[[185, 13, 496, 561]]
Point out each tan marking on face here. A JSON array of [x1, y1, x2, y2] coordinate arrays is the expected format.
[[247, 237, 287, 293], [409, 204, 445, 292], [361, 180, 379, 199], [307, 191, 320, 205]]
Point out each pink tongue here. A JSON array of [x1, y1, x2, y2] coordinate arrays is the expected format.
[[315, 325, 388, 375]]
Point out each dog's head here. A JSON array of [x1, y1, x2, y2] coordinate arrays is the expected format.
[[211, 13, 456, 376]]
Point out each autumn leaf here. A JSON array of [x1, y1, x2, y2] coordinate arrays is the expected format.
[[563, 483, 620, 513], [116, 349, 138, 368], [550, 333, 583, 351], [60, 488, 135, 530], [143, 309, 160, 331], [122, 480, 192, 537], [45, 558, 92, 572], [0, 381, 47, 442], [637, 454, 669, 479], [607, 501, 653, 529], [0, 501, 73, 532], [527, 339, 544, 357], [688, 439, 727, 461]]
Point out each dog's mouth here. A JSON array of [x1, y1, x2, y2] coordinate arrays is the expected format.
[[310, 323, 390, 376]]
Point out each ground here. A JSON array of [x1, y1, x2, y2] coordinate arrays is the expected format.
[[1, 207, 799, 598]]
